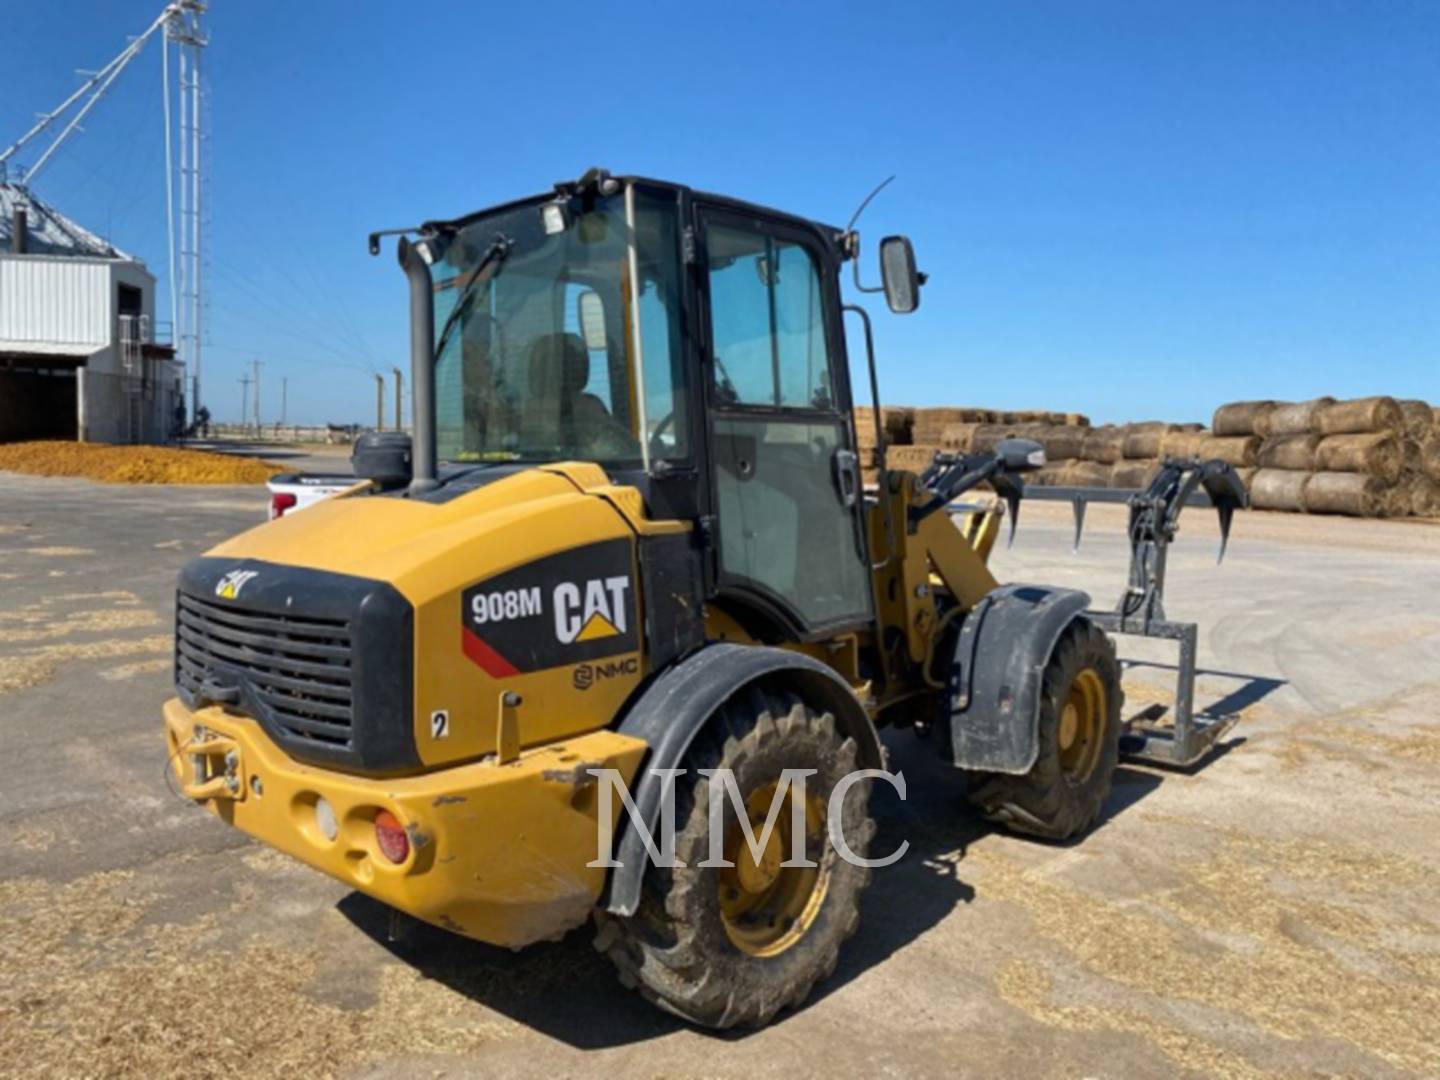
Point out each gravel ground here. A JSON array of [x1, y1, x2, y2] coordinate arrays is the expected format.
[[2, 472, 1438, 1078]]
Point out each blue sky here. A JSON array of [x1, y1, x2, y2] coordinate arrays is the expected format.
[[3, 0, 1436, 425]]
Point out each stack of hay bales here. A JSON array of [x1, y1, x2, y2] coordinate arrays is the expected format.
[[854, 397, 1437, 516], [859, 406, 1091, 484], [1220, 396, 1437, 517]]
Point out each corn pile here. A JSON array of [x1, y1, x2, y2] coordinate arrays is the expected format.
[[857, 395, 1438, 518], [0, 441, 283, 485]]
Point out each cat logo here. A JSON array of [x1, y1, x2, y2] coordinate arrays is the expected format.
[[459, 539, 638, 678], [215, 569, 258, 600], [553, 577, 629, 645]]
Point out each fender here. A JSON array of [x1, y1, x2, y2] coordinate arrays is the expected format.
[[601, 642, 882, 916], [944, 583, 1091, 774]]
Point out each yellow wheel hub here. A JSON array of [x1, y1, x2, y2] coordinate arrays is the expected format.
[[718, 779, 831, 957], [1058, 667, 1106, 783]]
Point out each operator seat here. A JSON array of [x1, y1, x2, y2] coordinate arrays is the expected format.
[[525, 332, 637, 458]]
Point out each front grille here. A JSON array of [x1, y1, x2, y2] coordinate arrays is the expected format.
[[176, 592, 354, 748]]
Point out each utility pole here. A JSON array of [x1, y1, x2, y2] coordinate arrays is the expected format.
[[375, 373, 385, 431], [238, 375, 251, 427], [251, 359, 263, 433], [281, 377, 288, 427], [393, 367, 403, 431]]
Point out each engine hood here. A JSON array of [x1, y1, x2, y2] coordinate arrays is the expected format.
[[190, 464, 659, 771], [209, 467, 632, 609]]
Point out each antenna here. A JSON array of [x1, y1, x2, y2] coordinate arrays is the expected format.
[[845, 174, 896, 234], [843, 175, 896, 294]]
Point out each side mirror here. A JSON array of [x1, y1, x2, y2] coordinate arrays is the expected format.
[[879, 235, 921, 314], [996, 438, 1046, 472]]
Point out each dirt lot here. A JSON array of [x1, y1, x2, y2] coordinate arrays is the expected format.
[[2, 471, 1439, 1079]]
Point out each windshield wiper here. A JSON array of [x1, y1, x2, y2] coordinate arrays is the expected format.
[[433, 232, 513, 363]]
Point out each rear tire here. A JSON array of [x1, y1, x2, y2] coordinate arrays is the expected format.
[[593, 687, 875, 1029], [966, 618, 1122, 841]]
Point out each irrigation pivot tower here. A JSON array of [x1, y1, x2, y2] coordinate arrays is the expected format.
[[166, 2, 209, 424]]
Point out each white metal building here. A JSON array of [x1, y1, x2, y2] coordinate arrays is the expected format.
[[0, 184, 183, 443]]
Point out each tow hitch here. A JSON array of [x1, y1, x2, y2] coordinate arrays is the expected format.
[[183, 724, 246, 801]]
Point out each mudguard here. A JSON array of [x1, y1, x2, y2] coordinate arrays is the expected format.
[[601, 642, 882, 917], [944, 584, 1091, 774]]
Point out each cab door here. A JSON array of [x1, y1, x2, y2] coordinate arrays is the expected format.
[[698, 207, 872, 638]]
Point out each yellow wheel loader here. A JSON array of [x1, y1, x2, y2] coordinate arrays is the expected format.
[[165, 168, 1246, 1028]]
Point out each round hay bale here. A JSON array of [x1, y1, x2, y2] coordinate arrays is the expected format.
[[1314, 396, 1403, 435], [855, 406, 912, 446], [1110, 460, 1158, 489], [1212, 400, 1276, 437], [1248, 468, 1311, 512], [1080, 426, 1125, 464], [1026, 462, 1071, 487], [1314, 432, 1402, 483], [1423, 437, 1440, 482], [1038, 425, 1086, 461], [939, 422, 985, 452], [1200, 434, 1261, 467], [1122, 423, 1176, 460], [911, 407, 989, 443], [1411, 474, 1440, 517], [1159, 429, 1209, 459], [886, 444, 942, 473], [1305, 471, 1385, 517], [969, 424, 1015, 455], [1256, 433, 1321, 471], [1234, 466, 1258, 491], [1066, 460, 1113, 487], [1258, 397, 1335, 437], [1403, 438, 1422, 474], [1398, 399, 1434, 441], [1063, 413, 1091, 428]]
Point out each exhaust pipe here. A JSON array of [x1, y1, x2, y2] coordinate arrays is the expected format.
[[397, 235, 438, 495]]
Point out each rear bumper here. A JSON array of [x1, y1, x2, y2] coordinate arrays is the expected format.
[[163, 697, 647, 948]]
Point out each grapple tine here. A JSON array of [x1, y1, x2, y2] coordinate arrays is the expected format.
[[1071, 494, 1087, 553], [1005, 491, 1021, 548], [1216, 503, 1234, 564]]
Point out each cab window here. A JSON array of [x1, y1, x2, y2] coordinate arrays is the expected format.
[[705, 224, 833, 410]]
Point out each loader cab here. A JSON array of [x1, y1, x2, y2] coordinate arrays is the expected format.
[[416, 173, 883, 644]]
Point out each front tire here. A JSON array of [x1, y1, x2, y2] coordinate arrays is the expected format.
[[966, 618, 1122, 840], [593, 687, 875, 1029]]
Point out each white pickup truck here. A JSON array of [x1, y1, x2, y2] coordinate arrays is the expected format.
[[265, 472, 355, 520]]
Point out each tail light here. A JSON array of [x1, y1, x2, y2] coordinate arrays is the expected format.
[[374, 810, 409, 864], [269, 491, 297, 520]]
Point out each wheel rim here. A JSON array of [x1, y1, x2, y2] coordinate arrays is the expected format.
[[717, 779, 831, 957], [1058, 668, 1106, 783]]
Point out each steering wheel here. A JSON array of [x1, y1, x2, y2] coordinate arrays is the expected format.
[[647, 411, 676, 460]]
